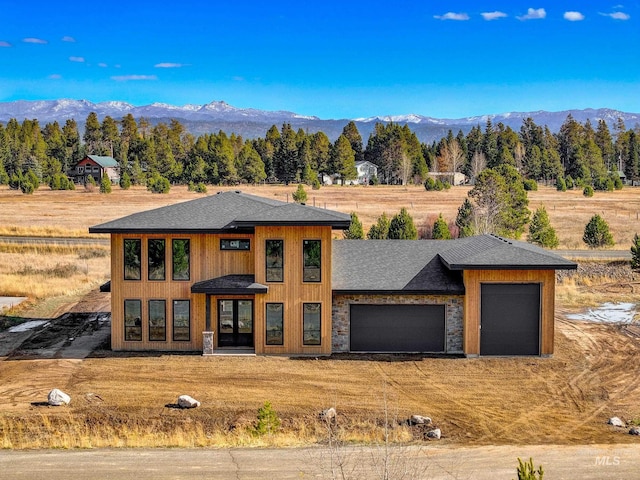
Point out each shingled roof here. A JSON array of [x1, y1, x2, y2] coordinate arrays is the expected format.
[[332, 235, 576, 294], [89, 190, 351, 234]]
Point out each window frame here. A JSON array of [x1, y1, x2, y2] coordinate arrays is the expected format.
[[147, 238, 166, 281], [172, 299, 191, 342], [172, 239, 191, 281], [265, 239, 284, 283], [303, 302, 321, 346], [124, 299, 142, 341], [265, 303, 284, 346], [303, 239, 322, 283], [220, 239, 251, 251], [123, 238, 141, 281], [148, 299, 167, 342]]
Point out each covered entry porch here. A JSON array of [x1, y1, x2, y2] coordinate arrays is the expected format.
[[191, 275, 268, 355]]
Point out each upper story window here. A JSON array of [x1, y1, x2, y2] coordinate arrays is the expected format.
[[78, 166, 84, 173], [172, 239, 190, 281], [124, 239, 141, 280], [148, 239, 166, 281], [265, 240, 284, 282], [220, 239, 250, 251], [303, 240, 321, 282]]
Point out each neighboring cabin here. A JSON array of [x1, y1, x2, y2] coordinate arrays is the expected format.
[[68, 155, 119, 185], [90, 191, 576, 357]]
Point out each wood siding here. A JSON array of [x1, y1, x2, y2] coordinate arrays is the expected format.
[[462, 269, 556, 356], [253, 226, 333, 355], [110, 232, 254, 351]]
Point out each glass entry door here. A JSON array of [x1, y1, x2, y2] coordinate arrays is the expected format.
[[218, 300, 254, 347]]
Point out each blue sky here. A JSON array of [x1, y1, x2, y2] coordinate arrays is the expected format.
[[0, 1, 638, 119]]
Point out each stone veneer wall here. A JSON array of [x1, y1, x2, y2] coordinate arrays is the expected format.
[[332, 294, 464, 354]]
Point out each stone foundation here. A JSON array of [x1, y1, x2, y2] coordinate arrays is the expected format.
[[332, 294, 464, 354]]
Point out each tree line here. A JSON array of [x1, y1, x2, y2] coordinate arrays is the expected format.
[[0, 111, 638, 191]]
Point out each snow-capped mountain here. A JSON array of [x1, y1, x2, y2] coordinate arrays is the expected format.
[[0, 99, 638, 143]]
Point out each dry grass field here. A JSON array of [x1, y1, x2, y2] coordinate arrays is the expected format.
[[1, 183, 640, 449]]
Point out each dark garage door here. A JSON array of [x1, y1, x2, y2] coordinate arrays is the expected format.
[[350, 304, 445, 352], [480, 283, 540, 356]]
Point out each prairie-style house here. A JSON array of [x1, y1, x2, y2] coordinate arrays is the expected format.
[[69, 155, 119, 185], [90, 191, 576, 357]]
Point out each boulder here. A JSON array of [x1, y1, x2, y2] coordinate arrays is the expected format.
[[630, 426, 640, 436], [426, 428, 441, 440], [48, 389, 71, 406], [410, 415, 432, 425], [608, 417, 625, 427], [319, 407, 337, 422], [177, 395, 200, 409]]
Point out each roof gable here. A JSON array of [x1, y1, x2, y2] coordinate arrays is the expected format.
[[89, 190, 350, 233], [85, 155, 118, 168]]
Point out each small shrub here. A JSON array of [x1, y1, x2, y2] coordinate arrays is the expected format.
[[523, 179, 538, 191], [194, 182, 207, 193], [514, 457, 544, 480], [556, 177, 567, 192], [311, 177, 321, 190], [424, 177, 436, 191], [432, 213, 452, 240], [20, 180, 35, 194], [583, 185, 594, 197], [254, 401, 281, 436], [147, 173, 170, 194], [369, 175, 379, 186], [292, 183, 307, 203], [631, 233, 640, 270], [119, 172, 131, 190], [344, 212, 364, 239], [85, 175, 97, 192], [100, 175, 112, 194], [442, 180, 451, 190], [25, 169, 40, 190], [434, 179, 445, 191], [614, 176, 623, 190], [583, 214, 614, 249], [565, 176, 574, 189]]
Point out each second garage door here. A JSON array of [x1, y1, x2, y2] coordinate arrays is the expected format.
[[350, 304, 445, 352]]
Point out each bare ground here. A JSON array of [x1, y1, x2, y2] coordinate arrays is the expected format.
[[0, 288, 639, 447]]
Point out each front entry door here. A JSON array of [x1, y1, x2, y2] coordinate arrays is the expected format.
[[218, 300, 254, 347]]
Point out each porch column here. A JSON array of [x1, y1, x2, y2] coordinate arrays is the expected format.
[[203, 294, 215, 355]]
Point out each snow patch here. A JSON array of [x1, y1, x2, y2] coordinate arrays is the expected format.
[[8, 320, 48, 333], [566, 303, 637, 324]]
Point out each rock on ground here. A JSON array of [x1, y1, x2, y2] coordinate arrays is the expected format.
[[177, 395, 200, 408], [48, 389, 71, 406], [630, 427, 640, 436], [319, 407, 336, 421], [608, 417, 626, 427], [426, 428, 441, 440], [410, 415, 432, 425]]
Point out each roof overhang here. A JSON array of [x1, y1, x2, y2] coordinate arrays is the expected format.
[[332, 288, 465, 296], [191, 275, 268, 295]]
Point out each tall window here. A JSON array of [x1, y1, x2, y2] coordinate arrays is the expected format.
[[303, 303, 321, 345], [148, 239, 166, 281], [303, 240, 321, 282], [148, 299, 166, 341], [265, 240, 284, 282], [124, 239, 141, 280], [266, 303, 284, 345], [172, 239, 190, 281], [124, 299, 142, 341], [173, 300, 190, 341]]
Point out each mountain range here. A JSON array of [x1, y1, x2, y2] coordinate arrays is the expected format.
[[1, 99, 638, 143]]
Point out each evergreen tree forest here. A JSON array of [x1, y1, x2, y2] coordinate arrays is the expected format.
[[1, 112, 638, 192]]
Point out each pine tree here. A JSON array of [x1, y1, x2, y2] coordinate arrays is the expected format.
[[455, 198, 474, 238], [292, 183, 307, 204], [119, 171, 131, 190], [388, 208, 418, 240], [331, 135, 357, 183], [100, 174, 112, 194], [83, 112, 102, 155], [631, 233, 640, 270], [432, 214, 452, 240], [367, 213, 391, 239], [344, 212, 364, 239], [527, 207, 559, 248], [583, 214, 614, 248]]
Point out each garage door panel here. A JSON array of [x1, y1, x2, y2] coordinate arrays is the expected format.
[[350, 304, 445, 352], [481, 284, 540, 356]]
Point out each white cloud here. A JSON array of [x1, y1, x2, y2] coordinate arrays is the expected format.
[[599, 11, 630, 20], [61, 36, 75, 42], [564, 11, 585, 21], [23, 37, 48, 44], [154, 62, 187, 68], [0, 41, 11, 47], [69, 56, 85, 63], [98, 63, 108, 68], [111, 75, 158, 81], [434, 12, 469, 21], [517, 8, 546, 20], [481, 11, 507, 21], [48, 74, 62, 79]]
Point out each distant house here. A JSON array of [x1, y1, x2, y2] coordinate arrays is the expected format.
[[322, 161, 378, 186], [90, 190, 577, 357], [69, 155, 119, 185], [429, 172, 467, 186]]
